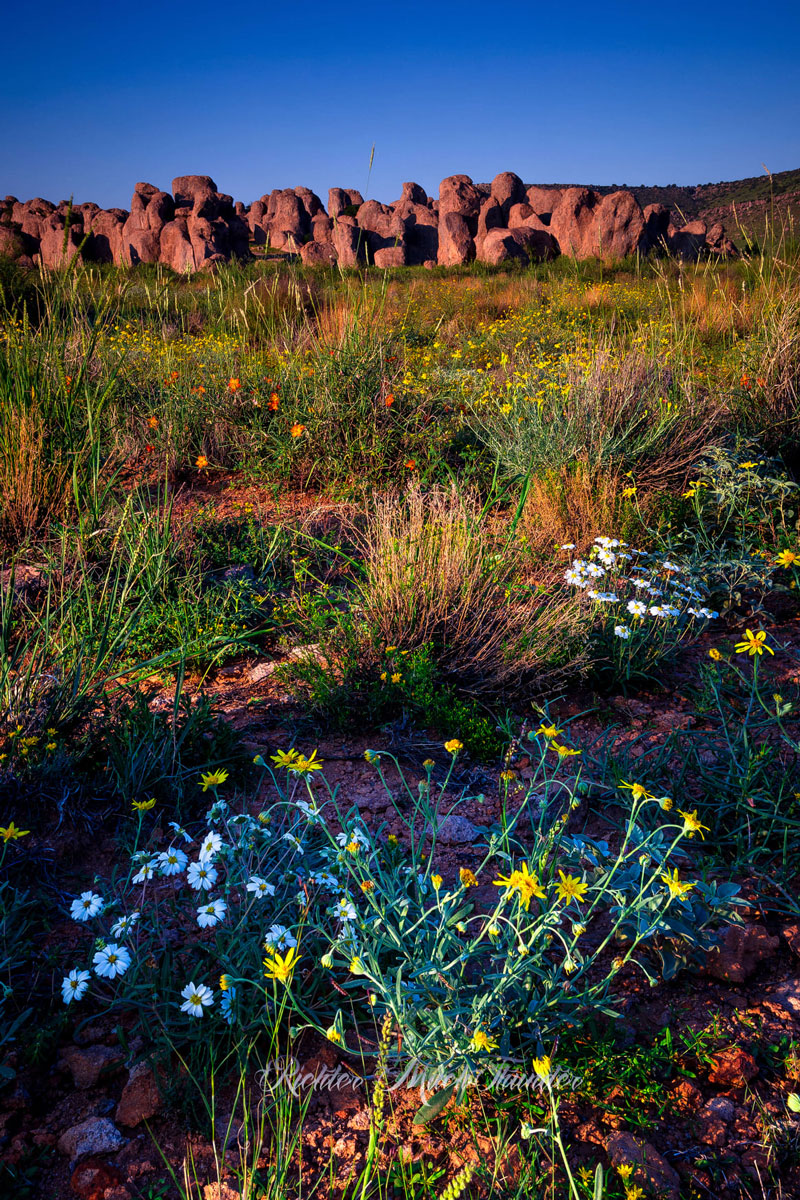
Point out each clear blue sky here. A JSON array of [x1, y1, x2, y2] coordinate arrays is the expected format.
[[2, 1, 798, 209]]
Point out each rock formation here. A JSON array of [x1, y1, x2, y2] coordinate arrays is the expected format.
[[0, 171, 736, 272]]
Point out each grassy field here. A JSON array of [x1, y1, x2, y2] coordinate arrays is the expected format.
[[1, 240, 800, 1199]]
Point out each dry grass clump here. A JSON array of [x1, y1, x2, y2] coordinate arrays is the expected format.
[[353, 483, 586, 695], [0, 401, 72, 542], [520, 463, 629, 555]]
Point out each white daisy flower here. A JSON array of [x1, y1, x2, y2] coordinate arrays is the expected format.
[[585, 563, 605, 578], [110, 912, 140, 938], [335, 828, 369, 850], [596, 592, 619, 602], [614, 625, 631, 639], [198, 831, 223, 861], [264, 924, 297, 951], [197, 898, 227, 928], [132, 856, 156, 884], [69, 892, 103, 922], [313, 870, 343, 892], [61, 969, 91, 1005], [282, 833, 304, 854], [627, 600, 648, 617], [93, 943, 131, 980], [662, 561, 680, 572], [649, 605, 667, 617], [180, 981, 214, 1017], [187, 860, 218, 891], [246, 876, 276, 899], [564, 568, 588, 587], [158, 847, 188, 876], [220, 985, 236, 1025], [700, 607, 719, 619], [560, 543, 576, 550], [333, 897, 357, 922]]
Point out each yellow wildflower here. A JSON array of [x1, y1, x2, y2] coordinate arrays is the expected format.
[[555, 871, 588, 905], [459, 867, 478, 888], [0, 822, 30, 841], [661, 869, 694, 900], [734, 628, 774, 657], [678, 809, 709, 839], [199, 769, 229, 792], [470, 1029, 498, 1052], [444, 739, 464, 754], [132, 797, 156, 811], [263, 947, 299, 984]]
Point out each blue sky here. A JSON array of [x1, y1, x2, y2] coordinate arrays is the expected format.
[[2, 1, 798, 208]]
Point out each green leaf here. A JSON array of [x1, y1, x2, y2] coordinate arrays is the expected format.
[[412, 1083, 455, 1125]]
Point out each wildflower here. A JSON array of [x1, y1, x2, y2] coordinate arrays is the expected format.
[[93, 943, 131, 980], [657, 795, 673, 811], [335, 897, 357, 922], [268, 392, 280, 410], [627, 599, 647, 618], [776, 549, 799, 568], [321, 951, 334, 968], [619, 780, 651, 802], [444, 739, 464, 754], [470, 1029, 497, 1052], [617, 1163, 634, 1181], [197, 898, 227, 928], [390, 672, 402, 684], [291, 750, 323, 775], [678, 809, 709, 839], [132, 858, 156, 884], [70, 892, 103, 922], [459, 867, 478, 888], [227, 378, 242, 392], [364, 749, 379, 763], [110, 912, 140, 937], [264, 947, 299, 984], [360, 879, 375, 893], [132, 798, 156, 814], [625, 1187, 645, 1200], [198, 831, 223, 861], [387, 834, 398, 846], [290, 423, 306, 437], [431, 874, 443, 890], [493, 862, 546, 909], [271, 748, 299, 769], [708, 648, 722, 661], [622, 486, 636, 498], [246, 875, 276, 899], [532, 1056, 551, 1080], [180, 981, 214, 1017], [536, 723, 563, 739], [187, 860, 218, 891], [220, 984, 236, 1024], [384, 393, 395, 407], [404, 459, 416, 470], [560, 543, 576, 550], [740, 459, 757, 468], [199, 769, 229, 792], [326, 1025, 343, 1043], [158, 847, 188, 876], [61, 969, 91, 1005], [264, 924, 297, 951], [349, 956, 365, 974], [0, 822, 30, 841], [196, 454, 209, 470], [552, 744, 581, 758], [661, 869, 694, 900], [147, 415, 159, 428], [555, 871, 589, 905], [168, 820, 192, 843], [614, 625, 631, 639]]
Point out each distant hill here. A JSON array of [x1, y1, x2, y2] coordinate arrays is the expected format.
[[524, 168, 800, 245]]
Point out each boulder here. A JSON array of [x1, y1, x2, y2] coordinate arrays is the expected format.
[[0, 225, 28, 261], [122, 226, 160, 266], [267, 188, 309, 246], [439, 174, 482, 228], [328, 188, 363, 218], [437, 210, 474, 266], [159, 219, 195, 271], [373, 243, 407, 268], [507, 202, 536, 228], [478, 225, 559, 265], [299, 240, 338, 266], [593, 190, 645, 258], [706, 221, 737, 256], [332, 217, 365, 267], [57, 1117, 125, 1164], [490, 171, 526, 217], [294, 186, 324, 219], [311, 213, 333, 243], [172, 175, 218, 209], [115, 1062, 162, 1127], [396, 181, 428, 207], [642, 203, 671, 252], [58, 1044, 123, 1089], [476, 198, 504, 249], [85, 209, 127, 264], [38, 212, 84, 267], [670, 220, 707, 260], [525, 185, 564, 219], [549, 187, 601, 258]]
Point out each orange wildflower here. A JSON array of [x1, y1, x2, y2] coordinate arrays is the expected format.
[[228, 378, 242, 393], [147, 416, 158, 429], [268, 392, 280, 411], [196, 454, 209, 470], [290, 423, 306, 438], [384, 393, 395, 407], [404, 460, 417, 470]]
